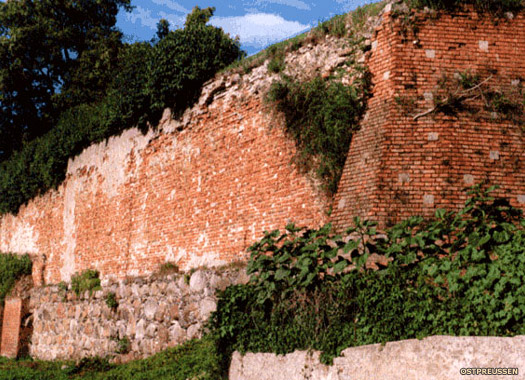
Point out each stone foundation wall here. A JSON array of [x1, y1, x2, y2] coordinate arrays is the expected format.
[[29, 268, 248, 361], [230, 335, 525, 380]]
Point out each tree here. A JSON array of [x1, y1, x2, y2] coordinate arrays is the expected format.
[[156, 18, 170, 40], [0, 0, 132, 160], [149, 6, 245, 117]]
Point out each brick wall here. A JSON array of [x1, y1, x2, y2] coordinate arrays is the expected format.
[[0, 65, 330, 283], [0, 298, 22, 358], [1, 7, 524, 282], [332, 7, 525, 229]]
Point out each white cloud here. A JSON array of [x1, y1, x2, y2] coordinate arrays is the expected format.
[[126, 6, 158, 29], [126, 6, 184, 31], [254, 0, 311, 11], [211, 13, 310, 48], [158, 11, 185, 29], [151, 0, 189, 13]]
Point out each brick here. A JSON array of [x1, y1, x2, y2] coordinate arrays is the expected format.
[[0, 298, 22, 359], [332, 9, 525, 229]]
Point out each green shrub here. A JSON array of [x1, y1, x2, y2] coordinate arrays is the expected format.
[[71, 269, 102, 297], [314, 14, 348, 38], [158, 262, 180, 275], [0, 253, 32, 305], [267, 52, 286, 74], [210, 185, 525, 363], [267, 74, 370, 195]]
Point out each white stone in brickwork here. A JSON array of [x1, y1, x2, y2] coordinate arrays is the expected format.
[[145, 323, 157, 338], [337, 198, 346, 210], [479, 40, 489, 52], [490, 151, 500, 160], [371, 40, 378, 51], [512, 79, 521, 86], [169, 321, 185, 344], [131, 283, 140, 297], [425, 49, 435, 59], [518, 195, 525, 204], [398, 173, 410, 184], [423, 194, 435, 205], [383, 71, 390, 80], [424, 92, 434, 102], [463, 175, 475, 185], [384, 3, 392, 12], [427, 132, 439, 141]]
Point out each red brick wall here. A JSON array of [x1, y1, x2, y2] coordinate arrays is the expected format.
[[0, 83, 330, 283], [0, 298, 22, 358], [1, 8, 524, 281], [332, 8, 525, 229]]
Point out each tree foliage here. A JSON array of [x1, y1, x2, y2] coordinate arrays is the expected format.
[[0, 0, 132, 160]]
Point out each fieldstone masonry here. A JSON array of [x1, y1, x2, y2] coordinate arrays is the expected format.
[[29, 268, 248, 361]]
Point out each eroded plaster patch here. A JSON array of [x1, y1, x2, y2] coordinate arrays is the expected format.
[[60, 179, 81, 281], [67, 128, 154, 198], [1, 221, 39, 254]]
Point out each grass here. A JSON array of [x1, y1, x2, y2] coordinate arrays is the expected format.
[[0, 337, 226, 380]]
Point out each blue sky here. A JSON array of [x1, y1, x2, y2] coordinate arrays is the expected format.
[[117, 0, 375, 55]]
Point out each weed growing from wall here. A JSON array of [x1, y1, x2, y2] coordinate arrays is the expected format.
[[411, 70, 525, 124], [71, 270, 102, 297], [105, 292, 119, 310], [267, 71, 371, 195]]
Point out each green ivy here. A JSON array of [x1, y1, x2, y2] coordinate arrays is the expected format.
[[210, 185, 525, 363], [0, 253, 32, 305]]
